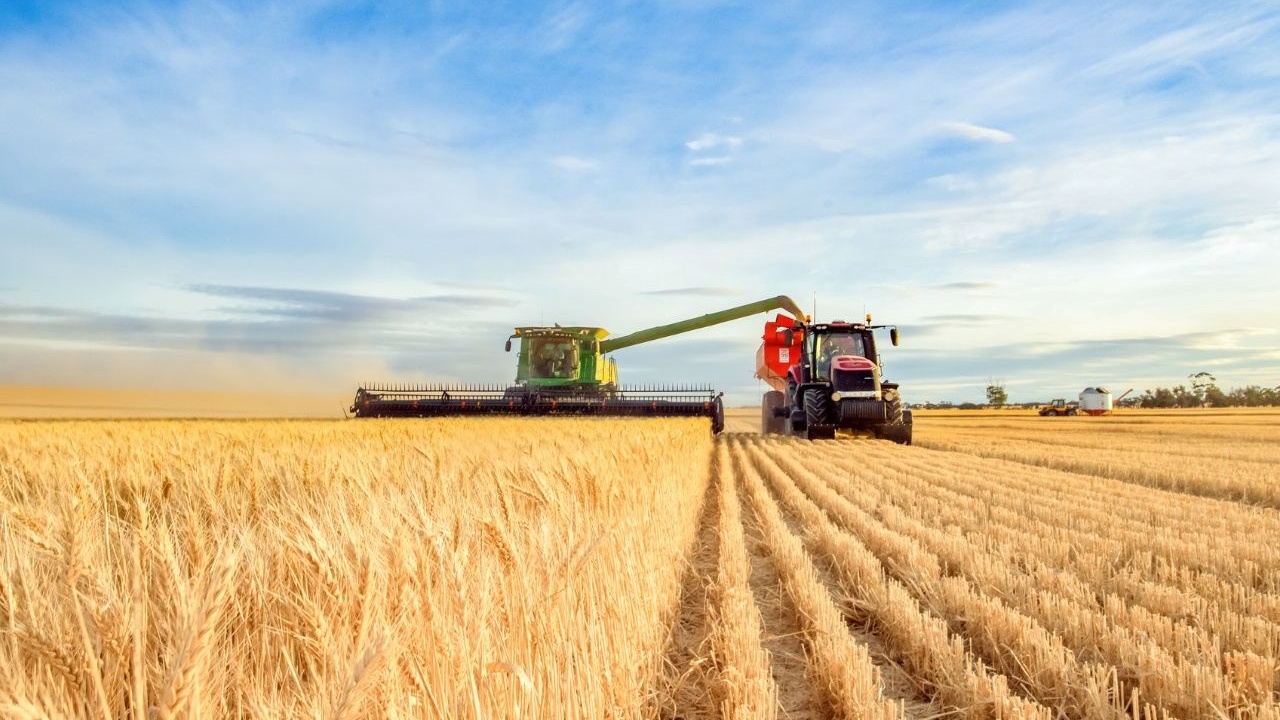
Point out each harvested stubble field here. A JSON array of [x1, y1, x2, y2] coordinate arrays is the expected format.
[[2, 408, 1279, 719]]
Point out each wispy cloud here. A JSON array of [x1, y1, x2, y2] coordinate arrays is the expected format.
[[185, 285, 516, 322], [918, 313, 1012, 323], [685, 133, 743, 152], [551, 155, 600, 172], [930, 282, 1000, 291], [942, 121, 1016, 143], [640, 287, 740, 297]]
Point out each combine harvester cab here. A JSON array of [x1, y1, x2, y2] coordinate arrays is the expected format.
[[351, 295, 809, 434], [755, 312, 912, 444]]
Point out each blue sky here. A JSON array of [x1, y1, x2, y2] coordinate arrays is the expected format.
[[2, 0, 1278, 405]]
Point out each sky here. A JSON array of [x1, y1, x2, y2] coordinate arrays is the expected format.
[[1, 0, 1278, 406]]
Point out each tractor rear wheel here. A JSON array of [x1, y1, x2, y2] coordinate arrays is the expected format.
[[803, 388, 835, 440], [761, 391, 785, 434]]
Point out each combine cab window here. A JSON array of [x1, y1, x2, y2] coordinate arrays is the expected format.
[[532, 339, 579, 379]]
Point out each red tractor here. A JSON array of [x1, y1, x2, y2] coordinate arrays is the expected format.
[[755, 313, 912, 443]]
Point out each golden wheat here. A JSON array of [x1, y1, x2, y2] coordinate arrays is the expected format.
[[0, 418, 712, 718], [4, 408, 1280, 719]]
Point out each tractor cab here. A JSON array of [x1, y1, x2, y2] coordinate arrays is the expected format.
[[797, 322, 884, 383], [810, 327, 871, 380]]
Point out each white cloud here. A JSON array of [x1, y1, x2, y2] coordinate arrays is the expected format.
[[689, 156, 732, 167], [685, 133, 743, 151], [942, 121, 1016, 144], [551, 155, 600, 172]]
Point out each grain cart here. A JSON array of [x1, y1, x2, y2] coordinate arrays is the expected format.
[[351, 295, 806, 434], [755, 313, 912, 443]]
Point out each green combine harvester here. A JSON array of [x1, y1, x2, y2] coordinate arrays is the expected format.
[[350, 295, 806, 433]]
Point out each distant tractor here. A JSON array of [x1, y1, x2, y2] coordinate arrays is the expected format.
[[755, 313, 912, 443], [1038, 399, 1078, 416]]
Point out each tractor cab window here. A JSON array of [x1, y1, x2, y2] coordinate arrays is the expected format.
[[819, 333, 864, 359], [816, 333, 866, 378], [532, 339, 579, 379]]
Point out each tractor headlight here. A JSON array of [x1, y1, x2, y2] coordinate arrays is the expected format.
[[831, 391, 842, 402]]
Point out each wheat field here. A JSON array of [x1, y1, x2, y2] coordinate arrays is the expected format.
[[2, 409, 1279, 718]]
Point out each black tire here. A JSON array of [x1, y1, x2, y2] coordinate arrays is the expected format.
[[761, 391, 785, 434], [886, 396, 905, 425], [803, 388, 835, 440], [711, 395, 725, 435], [875, 397, 912, 445]]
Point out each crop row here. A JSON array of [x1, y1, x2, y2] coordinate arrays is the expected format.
[[915, 417, 1280, 507], [733, 433, 1280, 719]]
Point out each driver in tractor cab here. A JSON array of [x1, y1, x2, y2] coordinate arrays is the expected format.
[[818, 334, 858, 379]]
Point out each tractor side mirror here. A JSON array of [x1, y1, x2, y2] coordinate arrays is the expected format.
[[782, 329, 794, 346], [505, 339, 513, 352], [890, 327, 900, 346]]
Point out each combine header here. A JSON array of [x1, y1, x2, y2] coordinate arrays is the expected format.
[[351, 295, 807, 433]]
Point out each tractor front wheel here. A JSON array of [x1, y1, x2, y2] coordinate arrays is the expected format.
[[803, 389, 835, 440], [875, 397, 913, 445]]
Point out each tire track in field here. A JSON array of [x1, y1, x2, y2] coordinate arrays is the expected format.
[[738, 437, 941, 719], [735, 468, 829, 719], [657, 466, 721, 720]]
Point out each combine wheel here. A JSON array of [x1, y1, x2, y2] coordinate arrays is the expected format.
[[711, 395, 725, 435], [761, 391, 785, 435], [803, 389, 835, 440]]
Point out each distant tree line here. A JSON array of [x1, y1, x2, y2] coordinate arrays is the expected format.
[[911, 373, 1280, 410], [913, 401, 989, 410], [1132, 372, 1280, 408]]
